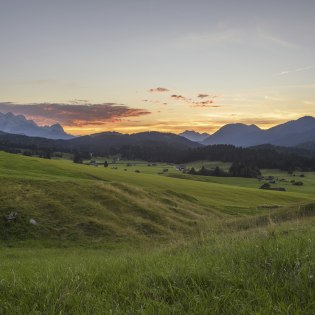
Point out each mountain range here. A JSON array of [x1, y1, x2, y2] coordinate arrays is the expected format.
[[1, 112, 315, 151], [179, 130, 210, 142], [0, 112, 73, 139], [180, 116, 315, 148]]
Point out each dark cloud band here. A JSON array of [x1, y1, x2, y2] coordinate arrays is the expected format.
[[0, 102, 151, 126]]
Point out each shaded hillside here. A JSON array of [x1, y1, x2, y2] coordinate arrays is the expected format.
[[179, 144, 315, 171], [250, 144, 315, 158], [202, 123, 263, 147], [267, 116, 315, 145], [69, 131, 201, 153], [0, 130, 200, 158], [296, 140, 315, 152], [179, 130, 210, 142], [202, 116, 315, 147]]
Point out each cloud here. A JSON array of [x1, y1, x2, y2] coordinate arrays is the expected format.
[[198, 94, 209, 98], [175, 29, 242, 50], [261, 33, 298, 49], [170, 94, 220, 107], [149, 87, 170, 92], [142, 99, 166, 105], [191, 100, 221, 108], [171, 94, 187, 100], [197, 93, 219, 99], [174, 28, 300, 53], [274, 66, 315, 77], [0, 102, 151, 127]]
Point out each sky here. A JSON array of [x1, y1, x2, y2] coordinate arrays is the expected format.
[[0, 0, 315, 135]]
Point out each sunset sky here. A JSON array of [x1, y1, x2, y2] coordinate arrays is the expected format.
[[1, 0, 314, 135]]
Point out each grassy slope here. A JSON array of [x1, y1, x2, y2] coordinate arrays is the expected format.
[[0, 151, 314, 243], [0, 152, 315, 313], [1, 152, 313, 207], [1, 220, 314, 314]]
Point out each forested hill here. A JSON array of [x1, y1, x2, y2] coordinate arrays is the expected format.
[[177, 145, 315, 171], [0, 130, 315, 171]]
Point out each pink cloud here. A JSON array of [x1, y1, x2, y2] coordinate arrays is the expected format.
[[0, 102, 151, 126]]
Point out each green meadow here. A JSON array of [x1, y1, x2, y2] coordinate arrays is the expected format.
[[0, 151, 314, 314]]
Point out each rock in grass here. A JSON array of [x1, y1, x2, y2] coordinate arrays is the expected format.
[[30, 219, 38, 225], [5, 212, 17, 222]]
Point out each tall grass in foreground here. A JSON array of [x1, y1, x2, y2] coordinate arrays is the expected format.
[[0, 223, 314, 314]]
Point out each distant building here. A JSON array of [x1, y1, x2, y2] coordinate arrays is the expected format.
[[176, 165, 186, 171]]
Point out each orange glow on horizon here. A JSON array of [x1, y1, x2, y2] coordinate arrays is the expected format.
[[63, 118, 290, 136]]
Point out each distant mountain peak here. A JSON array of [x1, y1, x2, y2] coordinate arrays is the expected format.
[[3, 112, 14, 118], [202, 116, 315, 147], [0, 111, 74, 139], [220, 123, 260, 130], [179, 130, 210, 142], [297, 115, 315, 122], [48, 123, 65, 132]]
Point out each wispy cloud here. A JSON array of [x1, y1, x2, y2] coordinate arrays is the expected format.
[[170, 94, 220, 108], [274, 66, 315, 76], [174, 29, 241, 50], [198, 93, 219, 99], [191, 100, 221, 108], [260, 32, 299, 49], [198, 94, 209, 99], [0, 102, 151, 127], [171, 94, 188, 101], [174, 28, 299, 52], [149, 87, 170, 92]]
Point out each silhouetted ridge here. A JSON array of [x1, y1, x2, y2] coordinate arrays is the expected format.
[[0, 112, 73, 139]]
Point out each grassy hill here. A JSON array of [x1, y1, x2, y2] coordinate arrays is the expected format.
[[0, 151, 315, 313], [0, 151, 314, 244]]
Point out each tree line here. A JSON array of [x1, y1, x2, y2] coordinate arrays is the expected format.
[[1, 132, 315, 172], [188, 163, 261, 178]]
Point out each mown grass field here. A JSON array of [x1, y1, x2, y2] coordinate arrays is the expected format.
[[0, 151, 314, 314]]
